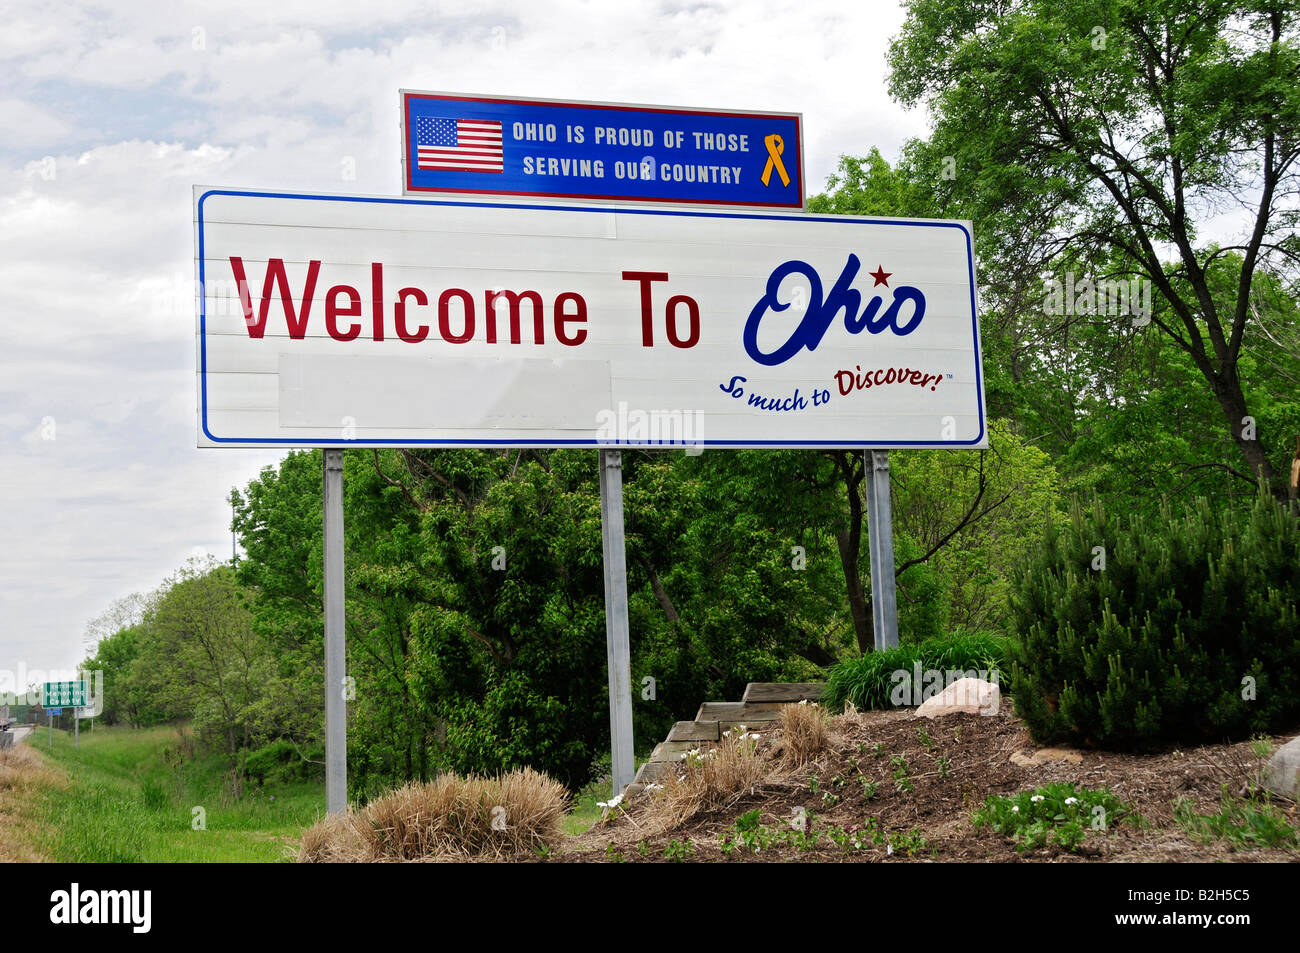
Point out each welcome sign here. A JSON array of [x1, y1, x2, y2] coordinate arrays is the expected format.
[[193, 188, 985, 449], [401, 91, 803, 209]]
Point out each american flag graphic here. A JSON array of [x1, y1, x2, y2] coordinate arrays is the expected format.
[[415, 117, 504, 173]]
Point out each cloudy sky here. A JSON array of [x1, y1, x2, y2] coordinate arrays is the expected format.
[[0, 0, 925, 681]]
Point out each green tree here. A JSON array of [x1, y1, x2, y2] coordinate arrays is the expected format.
[[80, 624, 142, 726], [809, 153, 1067, 647], [891, 420, 1063, 632], [230, 446, 848, 794], [231, 452, 331, 768], [138, 559, 275, 795], [889, 0, 1300, 494]]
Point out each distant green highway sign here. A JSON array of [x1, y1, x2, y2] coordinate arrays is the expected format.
[[42, 681, 88, 708]]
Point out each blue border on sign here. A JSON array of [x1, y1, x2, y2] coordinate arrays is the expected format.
[[401, 92, 805, 209], [196, 189, 985, 448]]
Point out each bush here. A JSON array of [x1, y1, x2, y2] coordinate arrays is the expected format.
[[822, 631, 1010, 712], [1008, 492, 1300, 749], [245, 739, 323, 786], [298, 767, 568, 862]]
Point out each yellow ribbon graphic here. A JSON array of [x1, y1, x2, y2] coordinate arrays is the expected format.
[[761, 133, 791, 188]]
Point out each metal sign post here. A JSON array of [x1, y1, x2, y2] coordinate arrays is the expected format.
[[599, 450, 635, 795], [323, 450, 347, 814], [865, 450, 899, 650]]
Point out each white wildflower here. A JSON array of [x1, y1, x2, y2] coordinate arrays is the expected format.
[[1011, 805, 1019, 813], [1064, 797, 1078, 805], [1030, 795, 1045, 803]]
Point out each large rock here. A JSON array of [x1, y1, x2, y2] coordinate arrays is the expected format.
[[1010, 747, 1083, 767], [1263, 736, 1300, 799], [914, 677, 1001, 718]]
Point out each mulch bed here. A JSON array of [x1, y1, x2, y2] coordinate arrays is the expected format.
[[555, 707, 1300, 863]]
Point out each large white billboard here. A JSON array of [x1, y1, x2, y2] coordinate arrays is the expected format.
[[194, 187, 986, 449]]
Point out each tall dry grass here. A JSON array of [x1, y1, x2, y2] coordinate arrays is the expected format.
[[0, 743, 66, 862], [298, 767, 568, 862], [644, 729, 772, 832], [776, 701, 830, 768], [0, 743, 60, 792]]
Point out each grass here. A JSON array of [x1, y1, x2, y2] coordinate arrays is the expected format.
[[1174, 786, 1299, 850], [563, 780, 606, 835], [18, 723, 638, 860], [23, 724, 323, 862], [776, 702, 829, 768], [562, 753, 651, 835], [642, 729, 770, 832], [823, 630, 1009, 712], [298, 768, 568, 861], [0, 743, 65, 861]]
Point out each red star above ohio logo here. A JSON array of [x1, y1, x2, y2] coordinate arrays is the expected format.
[[869, 265, 891, 287]]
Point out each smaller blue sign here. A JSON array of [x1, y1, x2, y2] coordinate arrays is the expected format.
[[48, 708, 62, 715], [402, 91, 803, 209]]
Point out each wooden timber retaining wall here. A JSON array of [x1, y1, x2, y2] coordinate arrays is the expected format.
[[626, 681, 824, 795]]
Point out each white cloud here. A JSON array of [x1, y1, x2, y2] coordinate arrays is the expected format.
[[0, 99, 70, 148]]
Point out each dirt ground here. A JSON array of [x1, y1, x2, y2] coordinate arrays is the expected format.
[[559, 707, 1300, 862]]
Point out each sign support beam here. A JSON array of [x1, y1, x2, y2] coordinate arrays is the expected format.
[[323, 449, 347, 814], [599, 450, 636, 796], [865, 450, 899, 651]]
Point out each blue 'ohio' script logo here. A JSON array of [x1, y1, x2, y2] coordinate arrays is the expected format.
[[743, 254, 926, 366]]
